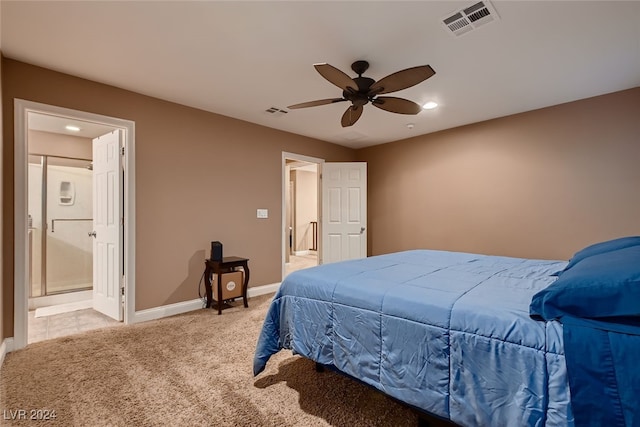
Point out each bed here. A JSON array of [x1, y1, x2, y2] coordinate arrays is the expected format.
[[254, 240, 640, 426]]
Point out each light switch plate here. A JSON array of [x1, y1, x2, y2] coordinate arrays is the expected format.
[[257, 209, 268, 219]]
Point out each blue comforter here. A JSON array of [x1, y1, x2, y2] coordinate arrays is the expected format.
[[254, 250, 573, 426]]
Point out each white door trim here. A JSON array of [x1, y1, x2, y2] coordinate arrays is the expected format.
[[281, 152, 324, 279], [13, 99, 136, 350]]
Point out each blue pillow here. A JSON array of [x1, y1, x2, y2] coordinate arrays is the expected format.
[[559, 236, 640, 275], [530, 245, 640, 320]]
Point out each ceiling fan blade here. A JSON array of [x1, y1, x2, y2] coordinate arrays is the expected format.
[[372, 97, 422, 115], [341, 105, 363, 127], [369, 65, 435, 95], [314, 63, 358, 93], [288, 98, 346, 109]]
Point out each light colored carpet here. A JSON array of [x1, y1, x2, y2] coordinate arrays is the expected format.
[[0, 294, 455, 426]]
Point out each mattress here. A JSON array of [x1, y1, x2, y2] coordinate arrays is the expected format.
[[254, 249, 574, 426]]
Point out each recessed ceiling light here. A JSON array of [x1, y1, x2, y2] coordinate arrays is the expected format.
[[422, 101, 438, 110], [65, 125, 81, 132]]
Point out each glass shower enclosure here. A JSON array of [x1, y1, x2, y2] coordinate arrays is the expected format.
[[28, 154, 93, 297]]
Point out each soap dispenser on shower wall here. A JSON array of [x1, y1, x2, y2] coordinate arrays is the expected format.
[[59, 181, 75, 205]]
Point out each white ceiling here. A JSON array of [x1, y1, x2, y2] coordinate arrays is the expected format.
[[2, 1, 639, 149], [28, 112, 117, 139]]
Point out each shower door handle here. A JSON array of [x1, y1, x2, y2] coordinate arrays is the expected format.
[[88, 231, 97, 238]]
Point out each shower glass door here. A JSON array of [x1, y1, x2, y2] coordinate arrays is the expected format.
[[28, 154, 94, 296]]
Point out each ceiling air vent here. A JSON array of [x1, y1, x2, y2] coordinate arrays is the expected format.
[[265, 107, 289, 117], [442, 1, 500, 37]]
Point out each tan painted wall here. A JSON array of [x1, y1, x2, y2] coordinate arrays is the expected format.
[[29, 130, 92, 159], [2, 58, 356, 337], [357, 87, 640, 261]]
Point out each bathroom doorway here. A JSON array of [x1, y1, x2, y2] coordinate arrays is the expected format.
[[14, 100, 136, 350], [26, 116, 118, 343]]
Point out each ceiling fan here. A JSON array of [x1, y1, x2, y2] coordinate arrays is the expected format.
[[288, 60, 436, 127]]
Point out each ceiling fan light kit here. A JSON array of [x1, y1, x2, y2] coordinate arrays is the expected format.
[[288, 60, 436, 127]]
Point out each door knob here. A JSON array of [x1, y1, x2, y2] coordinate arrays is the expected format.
[[360, 227, 366, 234], [88, 231, 97, 238]]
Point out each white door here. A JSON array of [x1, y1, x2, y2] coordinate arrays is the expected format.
[[92, 130, 123, 320], [321, 162, 367, 264]]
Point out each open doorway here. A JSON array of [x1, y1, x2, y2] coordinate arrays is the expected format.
[[14, 100, 136, 350], [26, 115, 118, 343], [282, 152, 323, 279]]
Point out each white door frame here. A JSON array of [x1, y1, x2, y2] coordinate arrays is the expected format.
[[13, 99, 136, 350], [281, 152, 324, 279]]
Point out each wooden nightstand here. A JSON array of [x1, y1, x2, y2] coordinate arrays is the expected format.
[[204, 256, 250, 315]]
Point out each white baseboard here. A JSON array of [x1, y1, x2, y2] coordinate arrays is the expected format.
[[293, 250, 310, 256], [248, 282, 280, 298], [0, 338, 14, 370], [132, 282, 281, 324], [132, 298, 205, 324]]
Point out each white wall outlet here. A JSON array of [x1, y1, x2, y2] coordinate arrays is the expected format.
[[257, 209, 268, 219]]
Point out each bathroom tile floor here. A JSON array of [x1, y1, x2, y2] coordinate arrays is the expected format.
[[28, 308, 123, 344]]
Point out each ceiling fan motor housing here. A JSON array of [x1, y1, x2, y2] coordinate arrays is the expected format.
[[344, 76, 375, 106]]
